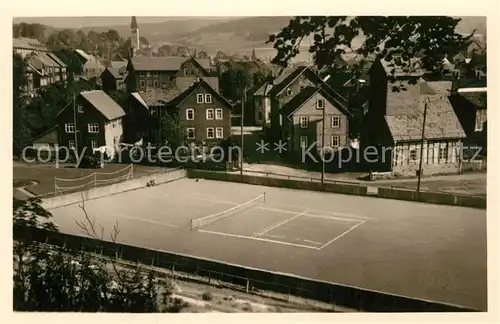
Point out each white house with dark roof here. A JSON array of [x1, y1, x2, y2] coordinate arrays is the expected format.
[[362, 58, 466, 176], [55, 90, 125, 155]]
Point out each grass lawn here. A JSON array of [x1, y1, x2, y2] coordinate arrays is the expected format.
[[13, 162, 173, 197]]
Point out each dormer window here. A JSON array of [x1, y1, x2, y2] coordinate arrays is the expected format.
[[286, 88, 293, 96]]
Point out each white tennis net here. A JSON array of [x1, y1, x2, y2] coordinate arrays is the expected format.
[[190, 193, 266, 230]]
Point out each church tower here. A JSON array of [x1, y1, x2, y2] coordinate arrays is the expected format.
[[130, 16, 140, 58]]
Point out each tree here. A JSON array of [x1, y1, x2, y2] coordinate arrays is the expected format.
[[219, 65, 252, 102], [13, 53, 31, 155], [267, 16, 474, 83], [13, 23, 46, 42], [13, 196, 188, 312]]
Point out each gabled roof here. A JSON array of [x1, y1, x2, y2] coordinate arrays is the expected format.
[[167, 78, 234, 109], [459, 92, 487, 109], [129, 56, 211, 72], [37, 53, 57, 67], [33, 125, 58, 144], [136, 88, 182, 107], [46, 52, 67, 68], [268, 66, 309, 97], [13, 37, 48, 51], [130, 92, 149, 110], [280, 86, 353, 120], [384, 80, 466, 141], [74, 49, 91, 62], [105, 66, 127, 79], [80, 90, 125, 120]]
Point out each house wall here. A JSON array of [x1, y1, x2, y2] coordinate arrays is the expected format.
[[101, 69, 118, 92], [391, 139, 462, 176], [104, 118, 123, 151], [253, 96, 271, 128], [123, 97, 152, 143], [289, 92, 349, 153], [176, 76, 219, 93], [57, 97, 107, 154], [177, 86, 231, 146]]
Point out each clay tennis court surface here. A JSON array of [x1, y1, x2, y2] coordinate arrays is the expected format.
[[48, 178, 487, 310]]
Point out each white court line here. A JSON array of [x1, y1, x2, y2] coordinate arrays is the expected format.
[[111, 213, 178, 228], [255, 210, 310, 237], [193, 195, 372, 221], [318, 221, 366, 250], [303, 239, 323, 245], [198, 229, 319, 250]]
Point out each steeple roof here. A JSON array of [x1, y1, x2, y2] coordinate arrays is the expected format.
[[131, 16, 138, 29]]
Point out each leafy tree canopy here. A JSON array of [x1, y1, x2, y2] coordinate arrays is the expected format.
[[267, 16, 475, 79]]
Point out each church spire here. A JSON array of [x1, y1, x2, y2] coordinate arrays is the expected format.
[[130, 16, 140, 58], [251, 48, 257, 61]]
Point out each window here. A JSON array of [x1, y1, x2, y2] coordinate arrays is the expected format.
[[300, 136, 308, 148], [332, 116, 340, 128], [206, 128, 215, 139], [299, 85, 305, 91], [153, 71, 158, 77], [65, 123, 75, 133], [147, 80, 152, 88], [216, 127, 224, 139], [146, 72, 151, 77], [140, 80, 145, 88], [475, 109, 486, 132], [150, 107, 157, 117], [410, 149, 417, 161], [140, 72, 145, 77], [88, 123, 99, 133], [154, 80, 159, 88], [197, 94, 204, 103], [299, 116, 309, 128], [439, 146, 448, 160], [286, 88, 293, 96], [186, 109, 194, 120], [77, 105, 84, 113], [68, 140, 75, 149], [184, 68, 188, 76], [206, 109, 214, 120], [186, 128, 195, 139], [205, 94, 212, 104], [331, 135, 340, 147], [215, 108, 223, 120], [316, 99, 325, 109], [91, 140, 98, 149]]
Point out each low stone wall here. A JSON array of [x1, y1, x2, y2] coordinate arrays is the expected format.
[[187, 169, 368, 196], [378, 187, 486, 209], [42, 168, 186, 210]]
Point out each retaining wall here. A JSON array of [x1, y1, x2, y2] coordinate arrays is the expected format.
[[377, 187, 486, 209], [42, 168, 186, 210], [187, 169, 368, 196], [14, 225, 477, 312]]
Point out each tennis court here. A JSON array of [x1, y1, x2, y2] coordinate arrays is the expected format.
[[48, 178, 487, 310]]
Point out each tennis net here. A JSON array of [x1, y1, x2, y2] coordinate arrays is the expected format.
[[190, 193, 266, 230]]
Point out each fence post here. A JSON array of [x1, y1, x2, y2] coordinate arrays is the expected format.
[[94, 173, 97, 189], [208, 271, 211, 285], [246, 279, 250, 294], [172, 264, 175, 278], [151, 252, 155, 267]]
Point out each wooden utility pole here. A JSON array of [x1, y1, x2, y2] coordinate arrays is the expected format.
[[321, 102, 326, 184], [417, 100, 428, 192], [73, 92, 78, 155], [240, 87, 246, 176]]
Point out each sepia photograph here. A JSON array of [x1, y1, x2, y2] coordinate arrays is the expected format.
[[9, 6, 492, 318]]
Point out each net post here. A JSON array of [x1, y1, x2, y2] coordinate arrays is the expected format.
[[263, 192, 266, 203]]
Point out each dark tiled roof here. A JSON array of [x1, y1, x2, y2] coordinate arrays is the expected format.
[[167, 78, 234, 109], [106, 66, 127, 79], [46, 52, 67, 68], [384, 80, 465, 141], [130, 56, 210, 72], [33, 125, 58, 144], [459, 92, 487, 108], [268, 66, 308, 97], [280, 87, 320, 118], [80, 90, 125, 120], [280, 86, 352, 119], [137, 88, 182, 106]]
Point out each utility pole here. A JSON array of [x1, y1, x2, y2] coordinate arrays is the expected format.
[[73, 92, 78, 156], [240, 87, 246, 176], [321, 101, 326, 184], [417, 99, 429, 192]]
